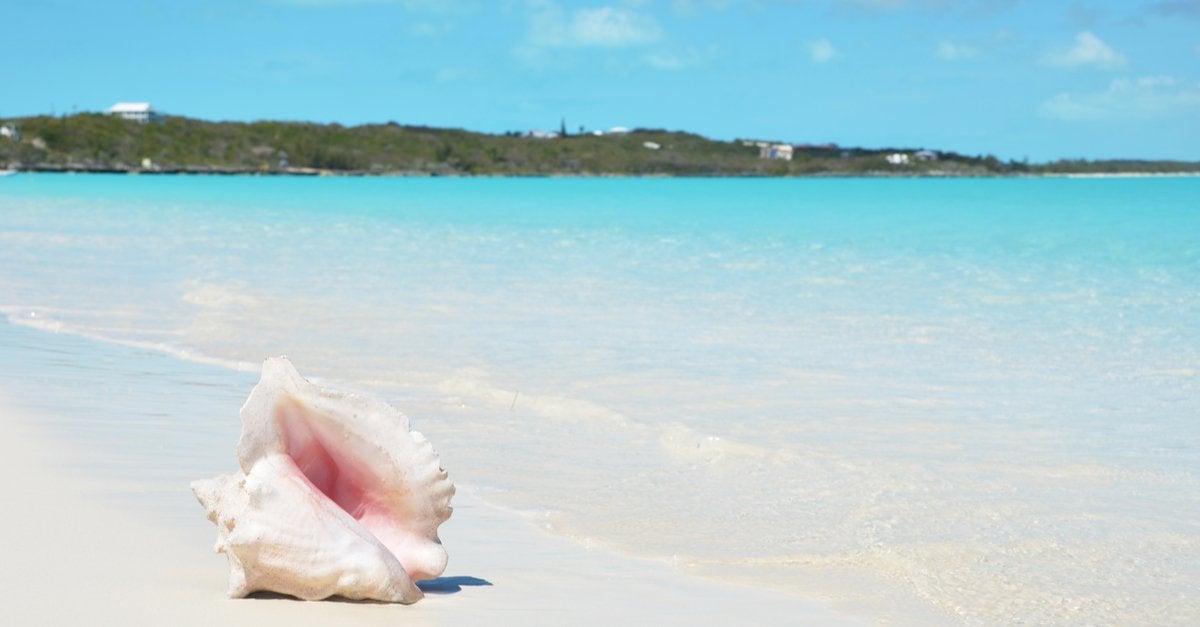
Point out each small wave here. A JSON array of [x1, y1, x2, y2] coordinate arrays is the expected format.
[[435, 371, 782, 466], [683, 532, 1200, 625], [1136, 367, 1199, 379], [659, 422, 776, 463], [436, 371, 635, 428], [181, 281, 263, 309], [1, 307, 258, 374], [3, 308, 67, 333]]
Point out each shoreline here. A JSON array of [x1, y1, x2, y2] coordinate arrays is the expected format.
[[6, 164, 1200, 179], [5, 114, 1199, 180], [0, 319, 858, 625]]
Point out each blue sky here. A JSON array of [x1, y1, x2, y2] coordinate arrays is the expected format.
[[6, 0, 1199, 161]]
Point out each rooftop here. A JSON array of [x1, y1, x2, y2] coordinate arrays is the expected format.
[[108, 102, 153, 113]]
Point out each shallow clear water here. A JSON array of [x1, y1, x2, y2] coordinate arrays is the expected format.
[[2, 174, 1197, 623]]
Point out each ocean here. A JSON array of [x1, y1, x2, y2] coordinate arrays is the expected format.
[[1, 173, 1197, 624]]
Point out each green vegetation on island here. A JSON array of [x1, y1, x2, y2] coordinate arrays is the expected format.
[[2, 113, 1197, 177]]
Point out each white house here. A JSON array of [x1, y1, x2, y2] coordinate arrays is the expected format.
[[757, 142, 794, 161], [107, 102, 158, 123]]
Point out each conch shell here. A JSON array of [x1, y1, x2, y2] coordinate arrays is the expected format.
[[191, 357, 454, 603]]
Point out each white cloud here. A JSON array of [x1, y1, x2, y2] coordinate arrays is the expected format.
[[575, 7, 661, 46], [936, 40, 977, 60], [1043, 31, 1128, 70], [643, 52, 686, 70], [809, 38, 838, 63], [529, 4, 662, 48], [642, 45, 720, 70], [1040, 92, 1106, 121], [1041, 75, 1200, 121]]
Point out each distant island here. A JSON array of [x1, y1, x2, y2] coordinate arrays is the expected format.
[[2, 113, 1198, 177]]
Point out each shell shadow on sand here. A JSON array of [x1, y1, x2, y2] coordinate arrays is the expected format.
[[416, 576, 495, 595]]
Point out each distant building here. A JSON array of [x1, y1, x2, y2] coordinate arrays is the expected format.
[[915, 149, 938, 162], [107, 102, 158, 123], [886, 153, 911, 165], [757, 142, 794, 161], [0, 124, 19, 141], [642, 141, 661, 150]]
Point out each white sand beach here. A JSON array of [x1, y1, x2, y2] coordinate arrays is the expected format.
[[0, 323, 856, 626]]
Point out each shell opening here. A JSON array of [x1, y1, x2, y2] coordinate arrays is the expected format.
[[274, 395, 376, 522]]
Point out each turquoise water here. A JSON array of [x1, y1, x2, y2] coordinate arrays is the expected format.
[[2, 174, 1197, 623]]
